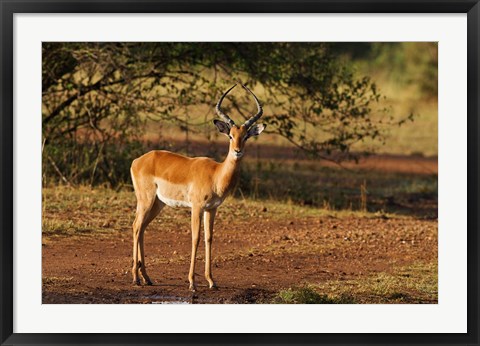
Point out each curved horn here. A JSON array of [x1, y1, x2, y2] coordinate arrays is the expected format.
[[241, 84, 263, 129], [215, 84, 237, 127]]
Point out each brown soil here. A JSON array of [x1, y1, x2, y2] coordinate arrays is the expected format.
[[43, 214, 437, 304]]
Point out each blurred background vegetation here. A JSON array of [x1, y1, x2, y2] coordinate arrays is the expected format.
[[42, 42, 437, 216]]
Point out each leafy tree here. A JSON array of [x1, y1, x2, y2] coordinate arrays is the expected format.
[[42, 42, 394, 186]]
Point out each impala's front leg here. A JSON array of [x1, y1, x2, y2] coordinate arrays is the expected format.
[[204, 208, 217, 289], [188, 206, 202, 292]]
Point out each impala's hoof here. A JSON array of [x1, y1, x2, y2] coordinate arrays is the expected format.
[[189, 284, 196, 292], [145, 280, 153, 286], [209, 284, 218, 290], [133, 279, 141, 286]]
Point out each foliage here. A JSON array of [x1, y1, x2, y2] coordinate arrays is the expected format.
[[370, 42, 438, 98], [42, 42, 397, 186], [332, 42, 438, 99]]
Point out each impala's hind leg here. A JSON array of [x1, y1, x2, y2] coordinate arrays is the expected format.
[[132, 179, 158, 286], [137, 198, 164, 285]]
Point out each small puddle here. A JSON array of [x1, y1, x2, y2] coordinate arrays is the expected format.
[[149, 295, 190, 304], [148, 294, 219, 304]]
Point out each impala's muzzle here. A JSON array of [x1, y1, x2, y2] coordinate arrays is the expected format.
[[232, 149, 244, 159]]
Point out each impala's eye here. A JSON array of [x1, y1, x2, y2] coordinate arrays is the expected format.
[[228, 135, 233, 140]]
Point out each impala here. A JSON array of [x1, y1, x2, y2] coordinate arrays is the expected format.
[[130, 84, 266, 291]]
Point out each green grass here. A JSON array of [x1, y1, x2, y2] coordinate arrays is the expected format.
[[274, 262, 437, 304], [274, 285, 356, 304]]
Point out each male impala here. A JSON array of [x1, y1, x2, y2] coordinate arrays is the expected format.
[[130, 84, 265, 291]]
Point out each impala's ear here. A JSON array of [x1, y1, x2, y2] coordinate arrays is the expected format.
[[246, 124, 266, 138], [213, 119, 230, 134]]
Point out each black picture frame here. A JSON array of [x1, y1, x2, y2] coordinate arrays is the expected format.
[[1, 1, 478, 345]]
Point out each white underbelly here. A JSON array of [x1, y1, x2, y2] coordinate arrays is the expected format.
[[154, 179, 225, 209], [155, 179, 191, 208], [157, 191, 192, 208]]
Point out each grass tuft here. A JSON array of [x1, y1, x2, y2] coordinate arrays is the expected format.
[[312, 262, 437, 304], [273, 262, 437, 304], [273, 285, 356, 304]]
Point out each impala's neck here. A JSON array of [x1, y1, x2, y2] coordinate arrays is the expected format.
[[215, 150, 242, 196]]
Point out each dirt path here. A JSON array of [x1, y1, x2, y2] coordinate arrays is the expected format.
[[43, 214, 437, 304]]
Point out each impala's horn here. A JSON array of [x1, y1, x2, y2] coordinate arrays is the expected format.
[[215, 84, 237, 127], [241, 84, 263, 129]]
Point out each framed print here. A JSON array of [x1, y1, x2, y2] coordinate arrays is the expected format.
[[1, 0, 479, 345]]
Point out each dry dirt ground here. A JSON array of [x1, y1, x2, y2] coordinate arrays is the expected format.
[[42, 157, 438, 304], [43, 214, 437, 304]]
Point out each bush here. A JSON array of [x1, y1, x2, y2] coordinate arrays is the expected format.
[[43, 139, 145, 188]]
